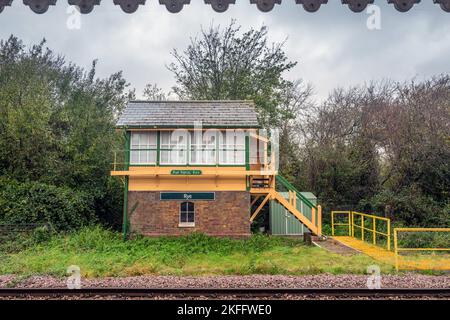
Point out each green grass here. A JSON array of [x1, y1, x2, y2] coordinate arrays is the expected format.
[[0, 226, 395, 278]]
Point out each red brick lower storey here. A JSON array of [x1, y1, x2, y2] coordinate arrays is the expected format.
[[128, 191, 251, 237]]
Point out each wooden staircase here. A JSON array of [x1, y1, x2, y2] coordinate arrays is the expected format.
[[249, 175, 322, 236], [270, 190, 321, 236]]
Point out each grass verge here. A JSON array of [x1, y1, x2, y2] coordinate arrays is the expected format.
[[0, 226, 395, 277]]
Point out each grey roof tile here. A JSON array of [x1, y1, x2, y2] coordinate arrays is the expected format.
[[117, 100, 260, 128]]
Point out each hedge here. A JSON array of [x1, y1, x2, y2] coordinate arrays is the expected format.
[[0, 179, 96, 231]]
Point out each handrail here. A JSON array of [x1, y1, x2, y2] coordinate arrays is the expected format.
[[394, 228, 450, 271], [351, 211, 391, 251], [275, 175, 317, 209], [351, 211, 390, 221], [331, 211, 351, 236], [331, 210, 391, 251]]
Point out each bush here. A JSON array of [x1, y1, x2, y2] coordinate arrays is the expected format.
[[367, 187, 449, 227], [0, 180, 96, 231]]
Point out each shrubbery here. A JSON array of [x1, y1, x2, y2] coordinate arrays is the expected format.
[[368, 187, 449, 227], [0, 179, 96, 231]]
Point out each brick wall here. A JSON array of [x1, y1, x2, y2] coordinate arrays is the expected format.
[[128, 191, 251, 237]]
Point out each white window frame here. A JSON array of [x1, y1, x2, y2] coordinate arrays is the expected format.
[[130, 132, 157, 165], [218, 130, 246, 165], [179, 201, 195, 227], [160, 130, 189, 165], [189, 130, 217, 165]]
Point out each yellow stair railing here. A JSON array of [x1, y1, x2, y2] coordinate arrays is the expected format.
[[332, 211, 391, 251]]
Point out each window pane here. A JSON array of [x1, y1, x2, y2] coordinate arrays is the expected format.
[[131, 133, 139, 149], [130, 151, 139, 164], [160, 131, 188, 164], [130, 132, 157, 164], [148, 132, 157, 146], [148, 150, 156, 163], [168, 150, 186, 164], [160, 131, 170, 147], [235, 150, 245, 164], [218, 130, 246, 165], [180, 202, 195, 224]]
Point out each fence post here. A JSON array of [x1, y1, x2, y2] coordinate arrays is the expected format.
[[293, 192, 297, 208], [394, 228, 398, 271], [387, 219, 391, 251], [348, 211, 351, 236], [317, 205, 322, 236], [373, 217, 376, 245], [351, 212, 354, 237], [331, 211, 335, 236], [361, 215, 364, 242], [311, 207, 316, 228]]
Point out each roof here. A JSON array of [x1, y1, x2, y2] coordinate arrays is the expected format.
[[116, 100, 260, 128]]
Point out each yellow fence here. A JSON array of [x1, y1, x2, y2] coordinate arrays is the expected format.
[[394, 228, 450, 271], [331, 211, 391, 251]]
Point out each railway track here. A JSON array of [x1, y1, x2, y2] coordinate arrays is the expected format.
[[0, 287, 448, 299]]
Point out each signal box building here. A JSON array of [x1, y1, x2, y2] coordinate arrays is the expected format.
[[112, 101, 322, 238]]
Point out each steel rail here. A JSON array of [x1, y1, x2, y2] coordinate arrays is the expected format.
[[0, 287, 448, 297]]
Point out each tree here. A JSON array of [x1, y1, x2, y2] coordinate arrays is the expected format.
[[295, 77, 449, 226], [276, 79, 314, 184], [0, 35, 134, 229], [143, 83, 169, 100], [168, 21, 297, 127]]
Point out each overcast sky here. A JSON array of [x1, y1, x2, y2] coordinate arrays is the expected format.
[[1, 1, 449, 101]]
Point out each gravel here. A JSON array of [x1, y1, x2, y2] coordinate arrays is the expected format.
[[1, 274, 449, 289]]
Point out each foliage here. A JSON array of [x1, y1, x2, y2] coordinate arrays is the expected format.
[[0, 29, 448, 236], [0, 179, 96, 231], [289, 78, 450, 227], [168, 21, 297, 127], [0, 227, 392, 277], [142, 83, 169, 100], [0, 36, 133, 229], [368, 188, 448, 226]]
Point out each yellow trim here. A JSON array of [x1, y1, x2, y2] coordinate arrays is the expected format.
[[249, 188, 271, 194], [112, 167, 277, 177], [128, 175, 247, 191]]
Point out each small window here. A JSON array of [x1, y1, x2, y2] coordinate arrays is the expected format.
[[179, 202, 195, 227]]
